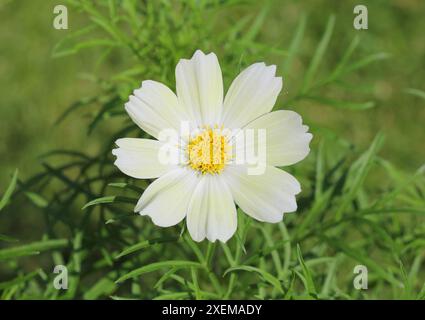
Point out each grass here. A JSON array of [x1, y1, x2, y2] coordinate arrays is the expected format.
[[0, 0, 424, 300]]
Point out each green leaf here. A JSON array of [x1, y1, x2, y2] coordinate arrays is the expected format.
[[374, 160, 425, 207], [301, 15, 335, 93], [39, 149, 92, 160], [0, 239, 68, 261], [399, 260, 412, 299], [115, 261, 203, 283], [360, 207, 425, 216], [296, 245, 318, 297], [0, 169, 18, 211], [42, 163, 93, 198], [319, 48, 389, 87], [224, 265, 283, 293], [314, 139, 326, 200], [418, 282, 425, 300], [282, 14, 306, 74], [408, 253, 424, 287], [0, 234, 18, 243], [242, 3, 270, 42], [191, 267, 202, 300], [110, 295, 139, 300], [243, 239, 290, 265], [404, 88, 425, 100], [0, 269, 42, 290], [52, 39, 121, 58], [343, 52, 390, 74], [24, 191, 48, 208], [82, 196, 137, 210], [115, 236, 180, 259], [335, 133, 385, 219], [60, 231, 83, 300], [54, 96, 97, 125], [324, 237, 401, 286], [305, 96, 375, 110], [153, 292, 190, 300], [83, 278, 116, 300], [324, 36, 360, 84], [154, 267, 179, 289], [321, 256, 341, 297], [282, 271, 297, 299], [107, 182, 146, 193]]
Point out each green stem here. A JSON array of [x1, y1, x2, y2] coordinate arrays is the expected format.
[[221, 242, 242, 299], [279, 222, 292, 278], [191, 267, 202, 300], [184, 234, 223, 296], [261, 225, 283, 278]]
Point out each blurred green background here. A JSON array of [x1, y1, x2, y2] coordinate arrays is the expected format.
[[0, 0, 424, 300], [1, 0, 424, 186]]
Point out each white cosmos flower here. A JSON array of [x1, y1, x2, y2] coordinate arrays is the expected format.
[[112, 50, 312, 243]]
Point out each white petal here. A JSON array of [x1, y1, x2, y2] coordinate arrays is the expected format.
[[234, 110, 313, 166], [187, 175, 237, 242], [112, 138, 175, 179], [135, 168, 200, 227], [223, 165, 301, 223], [125, 80, 189, 139], [221, 63, 282, 129], [176, 50, 224, 126]]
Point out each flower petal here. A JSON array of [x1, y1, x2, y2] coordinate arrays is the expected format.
[[222, 63, 282, 129], [187, 175, 237, 242], [176, 50, 224, 126], [234, 110, 313, 166], [223, 165, 301, 223], [112, 138, 176, 179], [135, 168, 200, 227], [125, 80, 187, 139]]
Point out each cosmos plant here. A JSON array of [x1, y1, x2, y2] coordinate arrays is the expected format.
[[113, 50, 312, 242]]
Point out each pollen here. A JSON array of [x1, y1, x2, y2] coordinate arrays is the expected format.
[[187, 126, 230, 175]]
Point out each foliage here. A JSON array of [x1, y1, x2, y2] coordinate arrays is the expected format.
[[0, 0, 424, 300]]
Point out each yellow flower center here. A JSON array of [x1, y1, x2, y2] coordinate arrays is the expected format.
[[187, 126, 230, 175]]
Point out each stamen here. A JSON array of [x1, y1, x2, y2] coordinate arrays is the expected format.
[[187, 126, 229, 174]]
